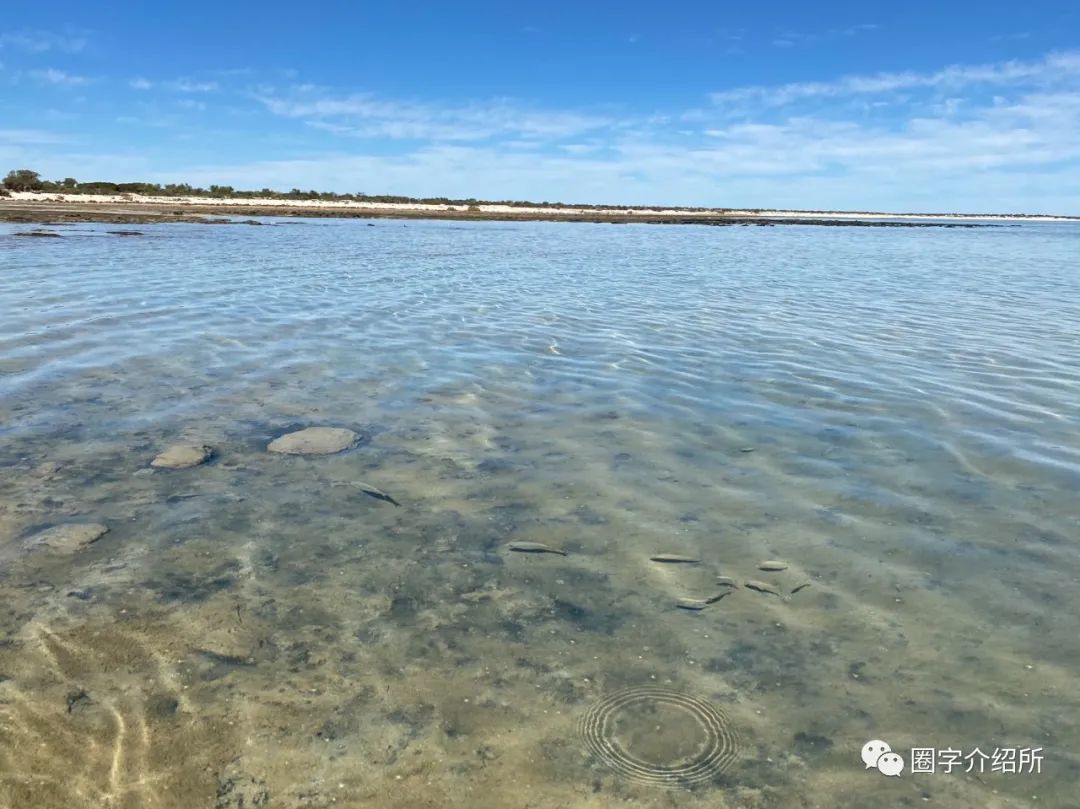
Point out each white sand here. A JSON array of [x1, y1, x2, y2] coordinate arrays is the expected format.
[[7, 191, 1076, 222]]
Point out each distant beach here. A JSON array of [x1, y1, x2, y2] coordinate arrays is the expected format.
[[2, 191, 1077, 228]]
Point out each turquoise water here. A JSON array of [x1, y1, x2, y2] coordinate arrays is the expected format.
[[1, 218, 1078, 808]]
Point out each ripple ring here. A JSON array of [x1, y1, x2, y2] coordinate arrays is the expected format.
[[579, 687, 740, 787]]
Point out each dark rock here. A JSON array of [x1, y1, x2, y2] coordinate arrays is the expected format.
[[66, 689, 93, 714], [793, 731, 834, 756], [148, 694, 180, 718]]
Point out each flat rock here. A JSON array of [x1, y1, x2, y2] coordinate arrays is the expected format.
[[151, 444, 212, 469], [25, 523, 109, 554], [267, 427, 359, 456]]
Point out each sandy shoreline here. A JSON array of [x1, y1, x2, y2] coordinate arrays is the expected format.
[[1, 192, 1076, 227]]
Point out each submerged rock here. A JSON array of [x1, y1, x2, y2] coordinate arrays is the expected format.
[[25, 523, 109, 554], [267, 427, 359, 456], [151, 444, 212, 469]]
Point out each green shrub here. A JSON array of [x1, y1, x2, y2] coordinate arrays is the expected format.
[[3, 168, 43, 192]]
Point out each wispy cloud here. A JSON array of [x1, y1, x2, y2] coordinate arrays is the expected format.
[[127, 77, 220, 92], [0, 29, 89, 53], [990, 31, 1031, 43], [711, 50, 1080, 107], [258, 88, 614, 142], [0, 128, 70, 144], [28, 68, 91, 86], [168, 79, 219, 92], [835, 23, 880, 37], [770, 23, 879, 49]]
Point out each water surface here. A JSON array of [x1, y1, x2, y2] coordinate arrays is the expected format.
[[1, 218, 1078, 808]]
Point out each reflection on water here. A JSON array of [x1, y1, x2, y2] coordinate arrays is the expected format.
[[1, 219, 1078, 807]]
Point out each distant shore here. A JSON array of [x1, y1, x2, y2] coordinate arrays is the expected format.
[[2, 191, 1077, 228]]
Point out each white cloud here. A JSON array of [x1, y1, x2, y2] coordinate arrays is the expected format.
[[0, 29, 88, 53], [0, 129, 69, 144], [258, 89, 614, 141], [834, 23, 879, 37], [28, 68, 90, 86], [127, 77, 219, 92], [167, 79, 219, 92], [768, 23, 879, 49], [711, 50, 1080, 107]]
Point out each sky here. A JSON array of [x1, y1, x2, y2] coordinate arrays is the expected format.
[[1, 1, 1078, 213]]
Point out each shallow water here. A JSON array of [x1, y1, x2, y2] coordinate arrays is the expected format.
[[1, 218, 1078, 808]]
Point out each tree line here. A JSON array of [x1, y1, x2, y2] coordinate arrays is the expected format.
[[0, 167, 718, 211]]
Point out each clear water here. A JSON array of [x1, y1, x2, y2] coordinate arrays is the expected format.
[[1, 218, 1077, 808]]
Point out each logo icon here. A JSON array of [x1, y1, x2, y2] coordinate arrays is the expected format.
[[861, 740, 904, 776], [877, 751, 905, 777]]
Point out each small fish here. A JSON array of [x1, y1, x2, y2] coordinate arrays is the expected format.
[[165, 492, 202, 503], [705, 591, 732, 604], [357, 482, 401, 507], [676, 598, 708, 611], [758, 560, 788, 571], [508, 542, 567, 556], [715, 576, 739, 588], [739, 447, 755, 453], [745, 580, 781, 596], [650, 554, 701, 564], [791, 582, 812, 595]]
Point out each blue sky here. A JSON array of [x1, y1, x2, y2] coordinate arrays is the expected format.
[[1, 1, 1078, 213]]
